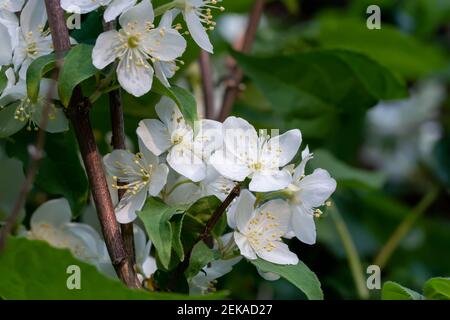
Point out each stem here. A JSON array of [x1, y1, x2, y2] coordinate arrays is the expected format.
[[103, 19, 136, 264], [168, 184, 241, 290], [44, 0, 140, 288], [199, 50, 215, 119], [330, 203, 369, 299], [217, 0, 265, 122], [374, 187, 439, 270], [154, 1, 177, 16]]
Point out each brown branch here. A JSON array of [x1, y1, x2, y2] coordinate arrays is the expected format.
[[103, 20, 136, 264], [168, 184, 241, 290], [217, 0, 265, 122], [44, 0, 140, 288], [199, 50, 215, 119]]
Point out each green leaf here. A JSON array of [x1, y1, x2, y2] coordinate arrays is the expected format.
[[381, 281, 423, 300], [234, 49, 407, 159], [138, 198, 187, 269], [311, 149, 386, 189], [180, 196, 222, 251], [0, 103, 26, 138], [314, 15, 447, 78], [185, 241, 216, 279], [171, 214, 185, 261], [250, 259, 323, 300], [423, 277, 450, 300], [26, 53, 57, 102], [0, 237, 213, 300], [58, 44, 98, 107], [0, 67, 8, 93], [0, 158, 25, 221], [152, 79, 198, 127], [5, 131, 89, 215]]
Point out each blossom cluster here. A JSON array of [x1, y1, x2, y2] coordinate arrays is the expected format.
[[0, 0, 337, 294], [103, 98, 336, 288]]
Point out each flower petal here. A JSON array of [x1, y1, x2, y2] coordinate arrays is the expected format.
[[297, 168, 337, 208], [144, 28, 186, 61], [234, 231, 257, 260], [264, 129, 302, 167], [20, 0, 47, 33], [255, 241, 299, 265], [104, 0, 136, 22], [119, 0, 154, 29], [92, 30, 121, 70], [30, 198, 72, 229], [183, 8, 213, 53], [115, 188, 147, 223], [249, 169, 292, 192], [290, 204, 316, 245], [167, 144, 206, 182], [136, 119, 171, 156], [209, 150, 252, 182], [229, 189, 255, 231], [148, 164, 169, 196], [116, 50, 154, 97]]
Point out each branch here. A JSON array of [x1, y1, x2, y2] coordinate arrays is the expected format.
[[44, 0, 140, 288], [217, 0, 265, 122], [199, 50, 215, 119], [103, 20, 136, 263], [168, 184, 241, 290]]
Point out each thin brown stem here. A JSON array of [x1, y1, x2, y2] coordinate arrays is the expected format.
[[44, 0, 140, 288], [199, 50, 215, 119], [103, 19, 136, 263], [168, 184, 241, 290], [217, 0, 265, 122]]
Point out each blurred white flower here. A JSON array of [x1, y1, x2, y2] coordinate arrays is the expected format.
[[61, 0, 136, 22], [0, 74, 68, 137], [210, 117, 301, 192], [103, 138, 169, 224], [137, 97, 222, 182], [134, 225, 157, 282], [230, 190, 298, 265], [27, 199, 107, 269], [287, 147, 336, 245], [92, 1, 186, 96]]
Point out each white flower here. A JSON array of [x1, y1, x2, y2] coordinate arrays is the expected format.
[[287, 147, 336, 245], [210, 117, 301, 192], [27, 199, 107, 268], [0, 0, 25, 12], [164, 164, 236, 206], [0, 75, 68, 137], [12, 0, 54, 79], [134, 225, 157, 282], [61, 0, 137, 22], [92, 0, 186, 97], [189, 233, 242, 295], [230, 190, 299, 265], [137, 97, 222, 182], [0, 10, 18, 67], [180, 0, 224, 53], [103, 138, 169, 224]]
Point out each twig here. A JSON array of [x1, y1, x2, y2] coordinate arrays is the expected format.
[[217, 0, 265, 122], [168, 184, 241, 290], [0, 92, 52, 252], [374, 187, 439, 270], [103, 19, 136, 263], [44, 0, 140, 288], [199, 50, 215, 119], [329, 203, 369, 299]]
